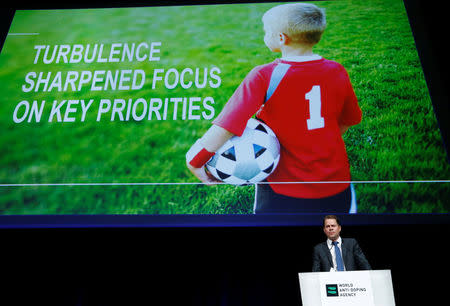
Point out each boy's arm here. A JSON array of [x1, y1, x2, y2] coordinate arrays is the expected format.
[[338, 65, 362, 132], [339, 124, 350, 135], [186, 124, 234, 184], [186, 65, 266, 183]]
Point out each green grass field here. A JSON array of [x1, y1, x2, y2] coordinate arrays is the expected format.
[[0, 0, 449, 214]]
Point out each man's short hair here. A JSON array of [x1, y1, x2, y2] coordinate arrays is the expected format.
[[323, 215, 341, 227]]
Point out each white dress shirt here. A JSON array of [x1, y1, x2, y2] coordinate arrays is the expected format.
[[327, 237, 346, 272]]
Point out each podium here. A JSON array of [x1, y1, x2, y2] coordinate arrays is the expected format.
[[298, 270, 395, 306]]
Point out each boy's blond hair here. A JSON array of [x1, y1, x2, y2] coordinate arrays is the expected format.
[[262, 3, 326, 45]]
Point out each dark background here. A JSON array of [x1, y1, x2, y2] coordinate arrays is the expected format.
[[1, 1, 449, 305], [3, 223, 447, 305]]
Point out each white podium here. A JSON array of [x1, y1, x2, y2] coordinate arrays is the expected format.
[[298, 270, 395, 306]]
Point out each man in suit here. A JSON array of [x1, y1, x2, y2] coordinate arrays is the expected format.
[[312, 215, 371, 272]]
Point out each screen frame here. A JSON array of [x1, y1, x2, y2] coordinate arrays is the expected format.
[[0, 0, 449, 228], [0, 213, 449, 228]]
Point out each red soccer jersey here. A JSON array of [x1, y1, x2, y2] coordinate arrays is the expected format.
[[213, 57, 362, 198]]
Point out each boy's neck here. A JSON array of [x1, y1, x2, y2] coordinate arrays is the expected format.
[[280, 44, 314, 58]]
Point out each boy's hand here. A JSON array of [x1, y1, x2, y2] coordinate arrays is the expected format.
[[186, 124, 234, 184], [187, 163, 221, 185]]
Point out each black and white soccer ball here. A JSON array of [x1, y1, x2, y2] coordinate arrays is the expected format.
[[206, 118, 280, 185]]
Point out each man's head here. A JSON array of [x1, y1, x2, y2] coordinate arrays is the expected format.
[[262, 3, 326, 50], [323, 215, 341, 241]]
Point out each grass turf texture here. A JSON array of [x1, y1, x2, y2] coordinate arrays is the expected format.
[[0, 0, 449, 214]]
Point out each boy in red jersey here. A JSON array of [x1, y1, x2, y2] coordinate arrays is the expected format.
[[186, 3, 362, 213]]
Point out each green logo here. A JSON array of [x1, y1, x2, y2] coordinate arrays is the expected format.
[[326, 284, 339, 297]]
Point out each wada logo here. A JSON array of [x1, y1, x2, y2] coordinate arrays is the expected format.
[[326, 284, 339, 297]]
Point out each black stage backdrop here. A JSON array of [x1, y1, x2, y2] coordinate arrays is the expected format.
[[2, 223, 447, 306]]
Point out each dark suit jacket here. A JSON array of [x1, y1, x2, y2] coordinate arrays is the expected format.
[[312, 238, 371, 272]]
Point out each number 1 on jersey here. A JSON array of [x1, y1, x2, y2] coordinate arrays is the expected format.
[[305, 85, 325, 130]]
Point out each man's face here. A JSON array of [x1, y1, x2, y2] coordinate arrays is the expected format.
[[323, 218, 341, 241]]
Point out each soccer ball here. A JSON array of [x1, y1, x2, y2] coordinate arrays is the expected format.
[[206, 118, 280, 185]]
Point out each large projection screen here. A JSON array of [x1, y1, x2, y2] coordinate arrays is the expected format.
[[0, 0, 449, 227]]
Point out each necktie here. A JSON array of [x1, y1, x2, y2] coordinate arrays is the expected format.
[[332, 241, 345, 271]]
